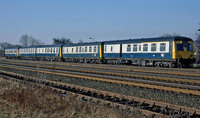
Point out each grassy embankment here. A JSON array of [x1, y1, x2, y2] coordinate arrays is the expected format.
[[0, 78, 140, 118]]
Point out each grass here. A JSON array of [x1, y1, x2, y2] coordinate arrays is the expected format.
[[0, 79, 141, 118]]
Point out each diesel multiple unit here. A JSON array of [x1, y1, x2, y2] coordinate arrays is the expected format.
[[5, 36, 195, 67]]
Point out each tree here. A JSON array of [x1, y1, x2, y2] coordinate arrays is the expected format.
[[78, 39, 84, 43], [195, 30, 200, 64], [19, 34, 29, 46], [19, 34, 44, 46], [53, 37, 73, 45]]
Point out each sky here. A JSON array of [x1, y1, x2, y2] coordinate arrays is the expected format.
[[0, 0, 200, 45]]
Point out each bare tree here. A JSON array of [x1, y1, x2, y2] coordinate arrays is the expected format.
[[53, 37, 73, 45], [78, 39, 84, 43], [195, 28, 200, 64], [19, 34, 44, 46], [19, 34, 29, 46]]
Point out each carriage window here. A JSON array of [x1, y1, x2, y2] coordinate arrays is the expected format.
[[66, 48, 69, 53], [139, 45, 141, 51], [72, 48, 74, 53], [127, 45, 131, 52], [82, 47, 84, 52], [89, 46, 92, 52], [133, 44, 137, 52], [151, 44, 157, 51], [79, 47, 82, 52], [94, 46, 97, 52], [105, 46, 107, 52], [76, 47, 78, 52], [56, 48, 59, 53], [187, 44, 193, 51], [110, 46, 113, 52], [85, 47, 88, 52], [143, 44, 148, 52], [160, 43, 166, 51], [177, 44, 184, 51]]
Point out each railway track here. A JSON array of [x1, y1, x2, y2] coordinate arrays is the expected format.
[[1, 70, 200, 118], [1, 59, 200, 77], [1, 63, 200, 97], [1, 61, 200, 87]]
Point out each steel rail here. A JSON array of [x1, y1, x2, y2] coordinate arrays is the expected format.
[[0, 64, 200, 97], [1, 60, 200, 77], [1, 70, 200, 117], [1, 62, 200, 86], [1, 61, 200, 77]]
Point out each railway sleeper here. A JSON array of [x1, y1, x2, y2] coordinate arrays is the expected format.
[[1, 71, 200, 117]]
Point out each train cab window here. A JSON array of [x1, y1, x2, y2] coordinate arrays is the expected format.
[[151, 44, 157, 51], [94, 46, 97, 52], [89, 46, 92, 52], [133, 44, 137, 52], [160, 43, 166, 51], [105, 46, 107, 52], [143, 44, 148, 52], [85, 47, 88, 52], [127, 45, 131, 52], [186, 44, 193, 51], [177, 44, 184, 51]]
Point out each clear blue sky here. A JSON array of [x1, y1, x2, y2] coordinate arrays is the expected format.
[[0, 0, 200, 44]]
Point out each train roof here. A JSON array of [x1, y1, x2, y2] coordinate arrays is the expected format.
[[63, 42, 102, 47], [5, 47, 18, 50], [104, 36, 193, 44], [36, 44, 63, 48]]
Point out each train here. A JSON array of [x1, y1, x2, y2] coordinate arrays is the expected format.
[[5, 36, 196, 67]]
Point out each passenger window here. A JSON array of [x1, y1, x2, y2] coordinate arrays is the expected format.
[[79, 47, 82, 52], [76, 47, 78, 52], [139, 45, 141, 51], [127, 45, 131, 52], [89, 46, 92, 52], [143, 44, 148, 52], [105, 46, 107, 52], [94, 46, 97, 52], [85, 47, 87, 52], [160, 43, 166, 51], [72, 48, 74, 53], [110, 46, 113, 52], [151, 44, 156, 51], [133, 44, 137, 52], [82, 47, 84, 52]]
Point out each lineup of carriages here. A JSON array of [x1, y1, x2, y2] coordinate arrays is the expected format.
[[5, 36, 195, 67]]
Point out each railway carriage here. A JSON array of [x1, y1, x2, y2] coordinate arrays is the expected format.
[[104, 36, 195, 67], [62, 42, 104, 63], [36, 45, 62, 61], [5, 48, 19, 59], [4, 36, 195, 67], [19, 46, 37, 60]]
